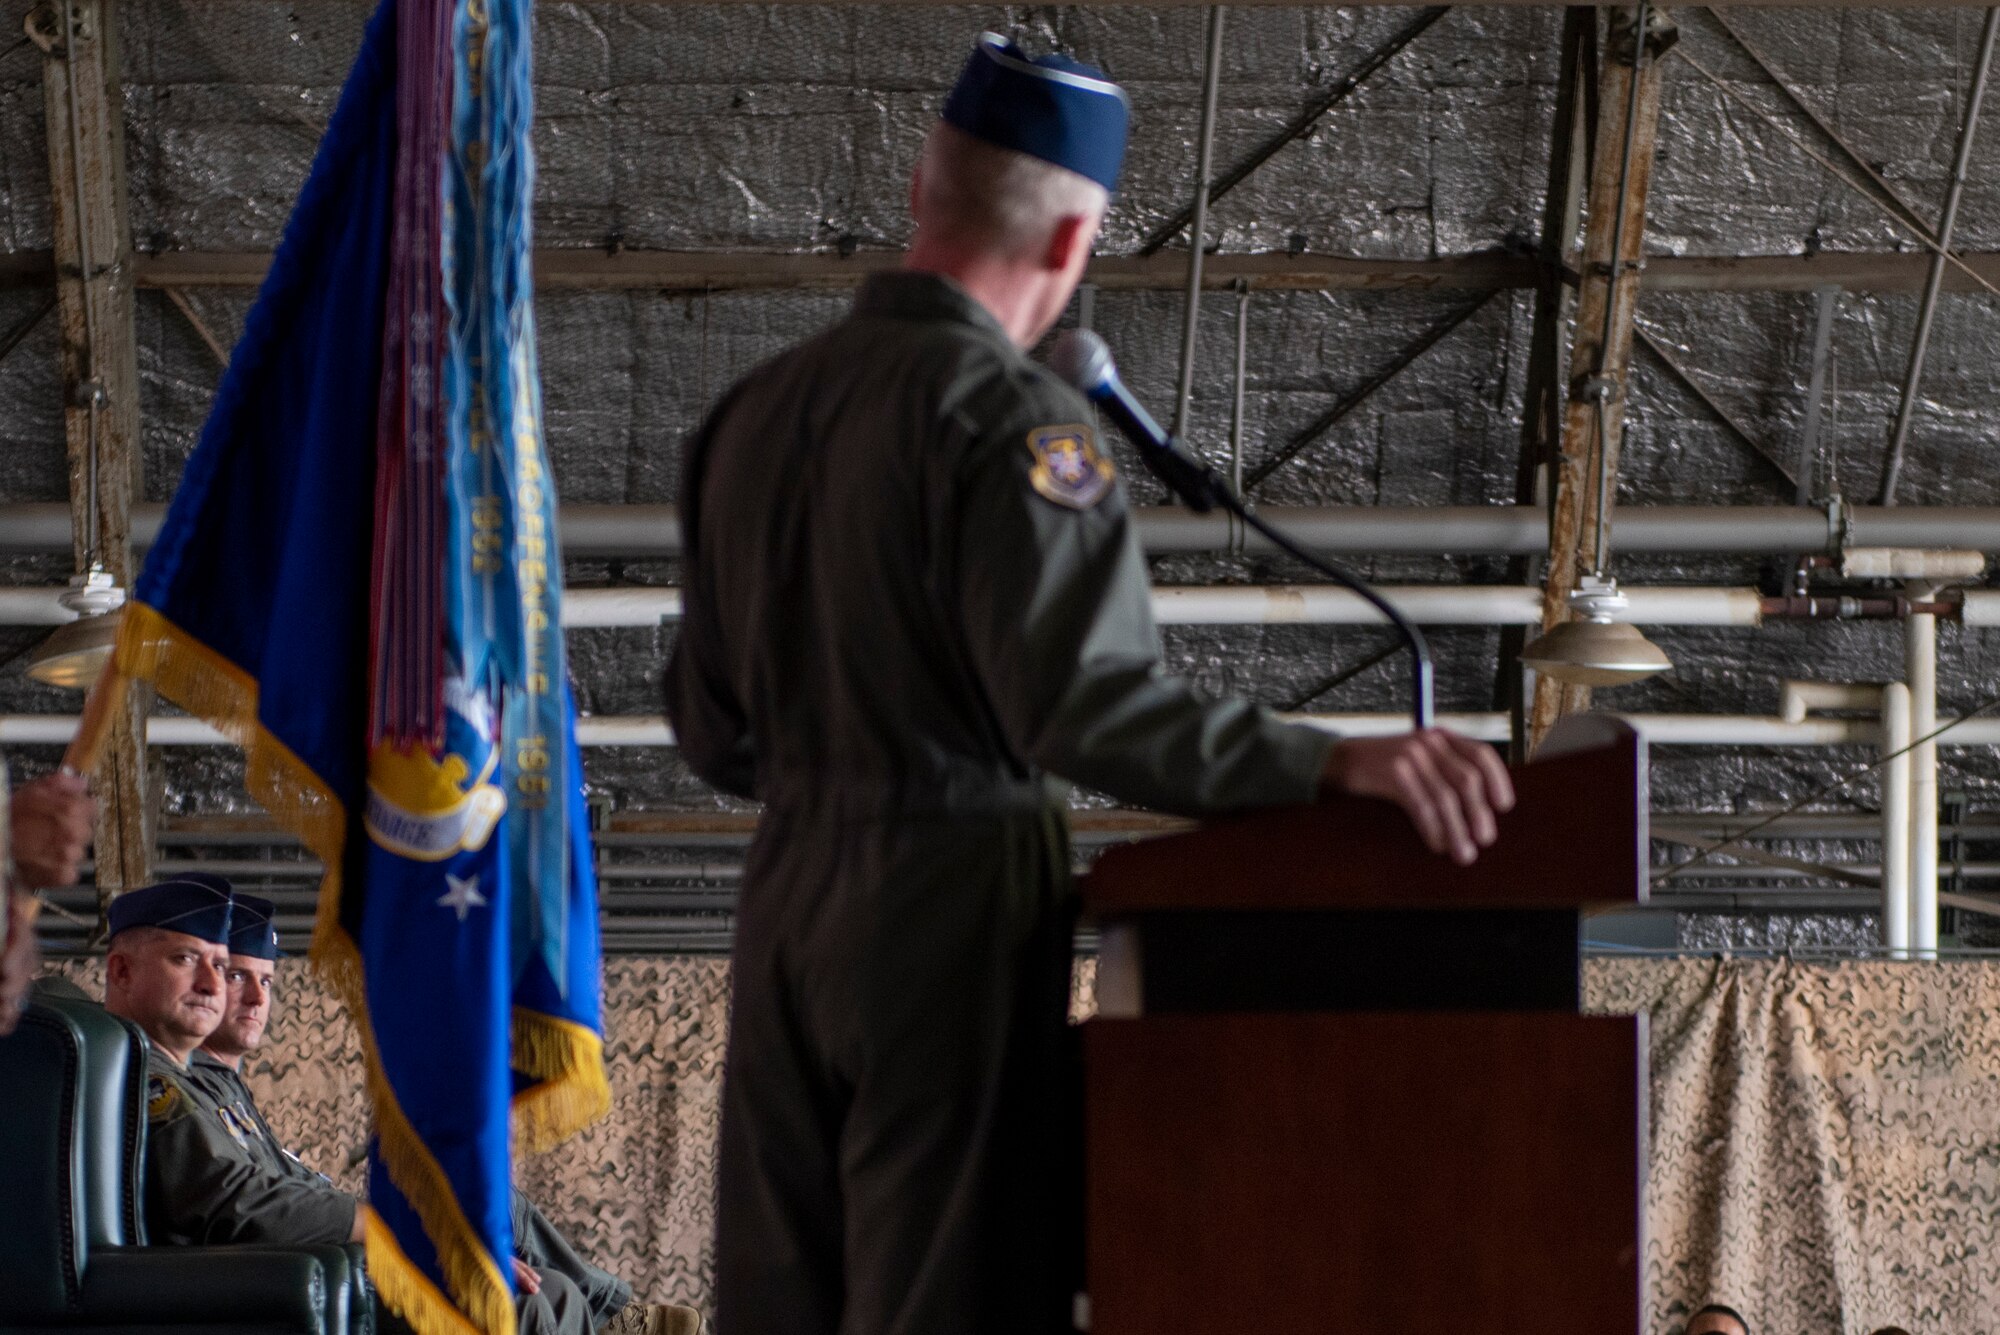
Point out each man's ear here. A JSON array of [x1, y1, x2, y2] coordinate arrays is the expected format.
[[1042, 213, 1092, 273], [104, 949, 128, 990]]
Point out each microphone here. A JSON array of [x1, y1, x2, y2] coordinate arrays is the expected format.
[[1049, 330, 1230, 513], [1048, 328, 1435, 730]]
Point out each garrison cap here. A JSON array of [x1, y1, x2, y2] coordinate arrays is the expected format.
[[107, 874, 235, 945], [227, 892, 281, 961], [941, 32, 1130, 193]]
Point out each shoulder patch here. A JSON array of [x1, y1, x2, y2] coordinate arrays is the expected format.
[[146, 1073, 183, 1124], [1025, 424, 1114, 510]]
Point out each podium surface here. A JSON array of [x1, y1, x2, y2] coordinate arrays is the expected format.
[[1080, 716, 1648, 1335]]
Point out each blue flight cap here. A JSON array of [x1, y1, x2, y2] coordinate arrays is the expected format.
[[941, 32, 1130, 194], [227, 892, 281, 961], [108, 874, 235, 945]]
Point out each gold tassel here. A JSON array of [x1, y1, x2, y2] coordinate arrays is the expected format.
[[363, 1210, 500, 1335], [510, 1009, 611, 1154]]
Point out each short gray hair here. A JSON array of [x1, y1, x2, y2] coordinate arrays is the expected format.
[[915, 121, 1109, 256]]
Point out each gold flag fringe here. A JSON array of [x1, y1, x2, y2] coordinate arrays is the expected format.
[[112, 603, 518, 1335], [363, 1211, 489, 1335], [510, 1009, 611, 1154]]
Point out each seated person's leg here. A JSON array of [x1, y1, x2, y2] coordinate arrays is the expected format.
[[510, 1188, 631, 1322], [373, 1272, 593, 1335], [519, 1271, 594, 1335]]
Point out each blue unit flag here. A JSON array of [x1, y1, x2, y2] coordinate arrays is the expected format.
[[109, 0, 607, 1331]]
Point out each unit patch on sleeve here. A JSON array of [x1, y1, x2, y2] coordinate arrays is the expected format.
[[1025, 424, 1115, 510], [146, 1073, 182, 1124]]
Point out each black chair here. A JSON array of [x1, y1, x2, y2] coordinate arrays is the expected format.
[[0, 989, 370, 1334]]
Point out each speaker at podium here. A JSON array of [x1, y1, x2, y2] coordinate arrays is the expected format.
[[1081, 714, 1648, 1335]]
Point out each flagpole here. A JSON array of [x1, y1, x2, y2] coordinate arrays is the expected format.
[[61, 664, 130, 778]]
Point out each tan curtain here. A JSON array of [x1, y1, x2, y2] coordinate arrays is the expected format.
[[1589, 956, 2000, 1335], [57, 955, 2000, 1330]]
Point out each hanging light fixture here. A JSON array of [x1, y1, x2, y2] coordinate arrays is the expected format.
[[1520, 574, 1671, 686], [24, 564, 126, 689]]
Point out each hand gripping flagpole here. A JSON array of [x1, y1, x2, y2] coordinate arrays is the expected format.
[[1051, 329, 1435, 730]]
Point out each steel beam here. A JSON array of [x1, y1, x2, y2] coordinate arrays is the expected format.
[[0, 296, 56, 367], [1502, 6, 1592, 762], [27, 0, 151, 903], [15, 247, 2000, 294], [1878, 6, 2000, 505], [1243, 291, 1499, 494], [1792, 284, 1840, 503], [1531, 5, 1672, 750], [1171, 5, 1228, 438], [1700, 7, 1937, 244], [1137, 7, 1450, 257], [1632, 325, 1800, 493]]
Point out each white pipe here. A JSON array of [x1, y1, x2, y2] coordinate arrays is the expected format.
[[1151, 586, 1541, 626], [1620, 587, 1768, 626], [0, 716, 228, 744], [1148, 585, 1763, 626], [1627, 715, 1872, 746], [1907, 589, 1941, 958], [560, 584, 1768, 629], [0, 588, 78, 625], [0, 583, 1763, 630], [1962, 589, 2000, 627], [1778, 679, 1914, 955], [1282, 712, 1512, 742], [1839, 548, 1985, 581], [8, 710, 2000, 750], [1778, 680, 1881, 722], [16, 502, 2000, 557], [1883, 683, 1914, 958], [564, 587, 683, 627]]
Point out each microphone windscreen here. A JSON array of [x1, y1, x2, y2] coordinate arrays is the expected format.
[[1048, 329, 1114, 394]]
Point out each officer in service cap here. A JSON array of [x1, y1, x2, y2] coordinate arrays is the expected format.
[[666, 31, 1512, 1335], [190, 891, 283, 1111], [179, 890, 698, 1335], [103, 875, 236, 1070], [102, 875, 365, 1250], [107, 879, 616, 1334]]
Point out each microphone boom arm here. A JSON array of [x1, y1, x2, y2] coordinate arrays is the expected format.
[[1051, 329, 1435, 730], [1132, 439, 1435, 731]]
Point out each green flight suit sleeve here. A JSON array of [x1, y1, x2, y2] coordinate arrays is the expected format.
[[664, 401, 759, 799], [948, 384, 1336, 817], [144, 1068, 358, 1247]]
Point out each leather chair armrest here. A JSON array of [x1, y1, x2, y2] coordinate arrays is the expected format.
[[227, 1244, 359, 1334], [341, 1244, 375, 1335], [82, 1246, 327, 1332]]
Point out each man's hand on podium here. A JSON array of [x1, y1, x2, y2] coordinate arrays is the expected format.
[[1318, 730, 1516, 867]]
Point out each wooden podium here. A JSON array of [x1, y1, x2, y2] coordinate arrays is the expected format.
[[1081, 716, 1648, 1335]]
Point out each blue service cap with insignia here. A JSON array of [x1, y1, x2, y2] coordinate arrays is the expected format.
[[107, 874, 235, 945], [942, 32, 1130, 194], [227, 892, 281, 961]]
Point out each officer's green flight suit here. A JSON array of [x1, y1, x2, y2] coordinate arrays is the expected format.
[[141, 1045, 593, 1335], [186, 1051, 634, 1323], [666, 271, 1334, 1335]]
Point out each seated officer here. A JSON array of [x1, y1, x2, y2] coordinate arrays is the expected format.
[[101, 880, 595, 1335], [189, 887, 700, 1335]]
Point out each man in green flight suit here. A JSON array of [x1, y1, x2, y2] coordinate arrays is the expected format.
[[664, 31, 1516, 1335], [183, 885, 701, 1335], [103, 878, 596, 1335]]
